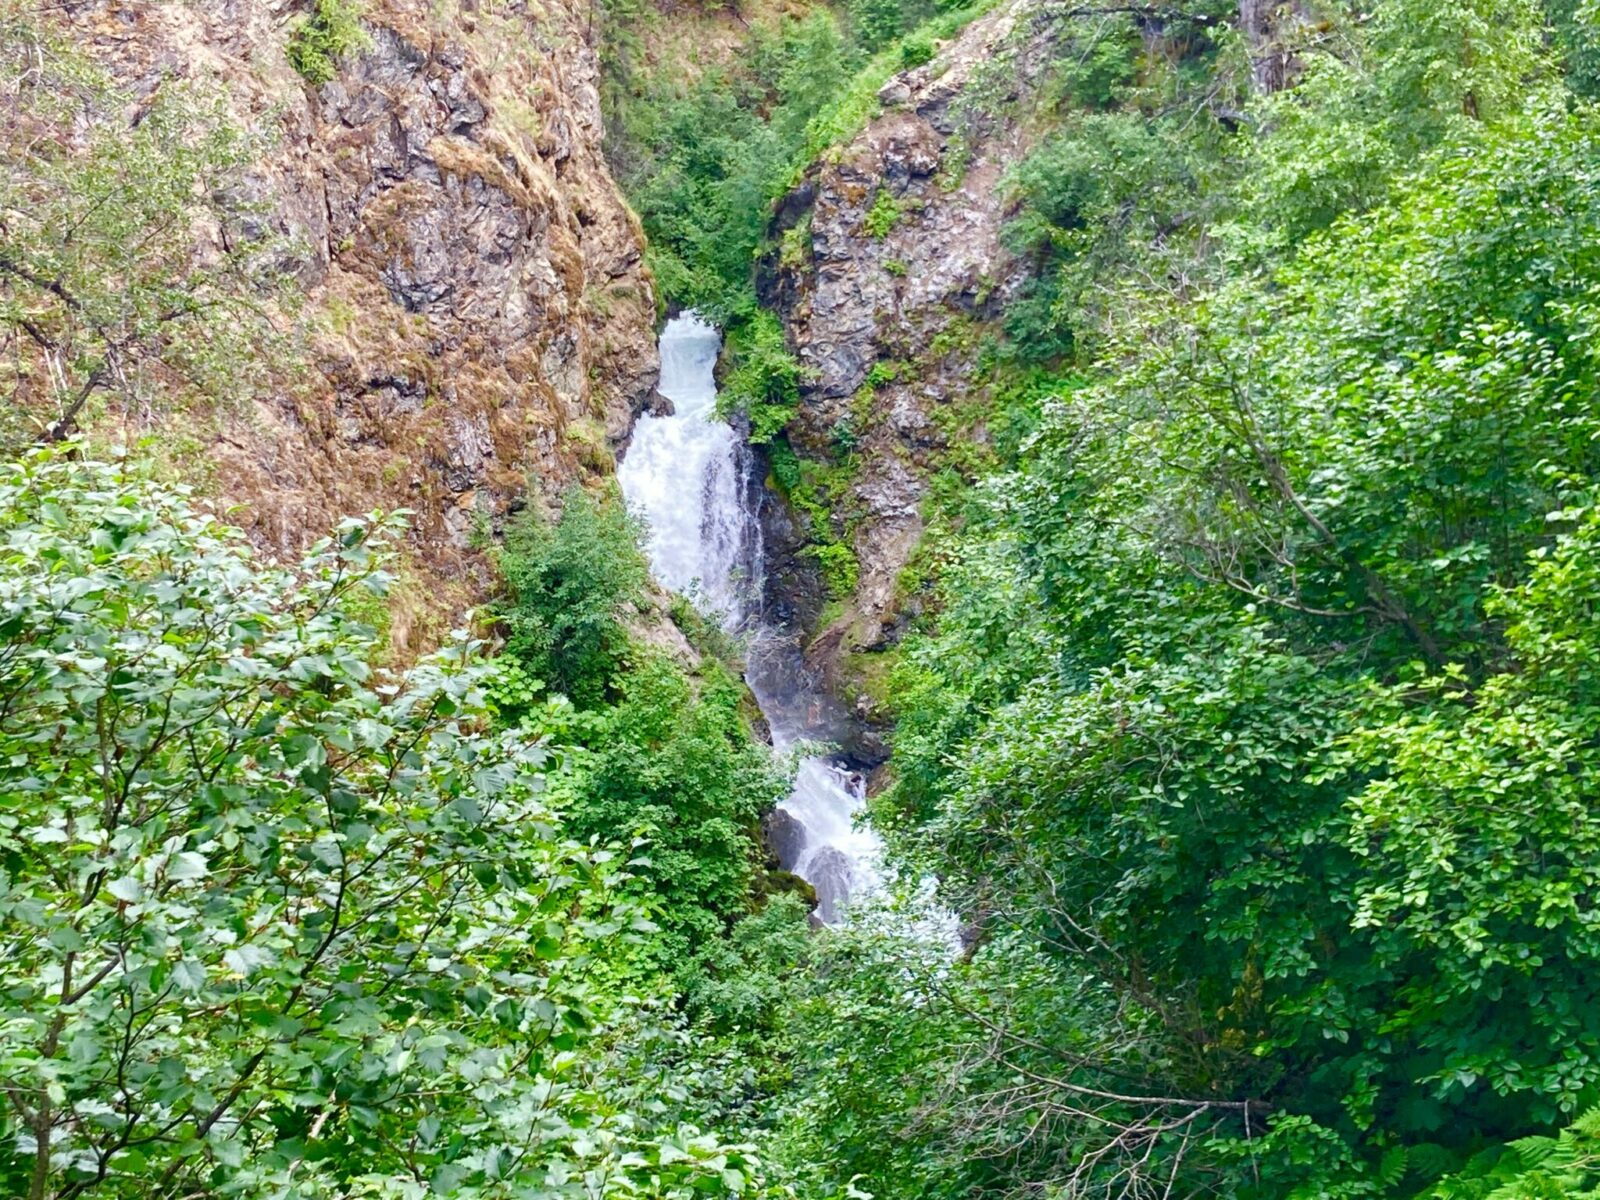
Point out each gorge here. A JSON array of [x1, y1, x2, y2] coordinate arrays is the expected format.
[[7, 1, 1600, 1198], [619, 314, 883, 924]]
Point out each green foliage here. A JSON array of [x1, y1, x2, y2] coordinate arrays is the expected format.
[[800, 542, 860, 600], [882, 102, 1600, 1197], [1421, 1107, 1600, 1198], [0, 17, 283, 449], [897, 31, 936, 69], [551, 655, 790, 967], [602, 0, 996, 317], [743, 904, 1188, 1200], [681, 894, 811, 1039], [862, 189, 900, 238], [492, 487, 786, 973], [795, 0, 996, 171], [608, 9, 851, 319], [1239, 0, 1551, 249], [0, 447, 765, 1199], [287, 0, 371, 85], [587, 8, 1600, 1200], [846, 0, 908, 54], [497, 487, 647, 710], [1547, 0, 1600, 98], [718, 309, 803, 444]]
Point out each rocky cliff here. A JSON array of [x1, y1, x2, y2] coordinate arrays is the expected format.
[[757, 0, 1058, 743], [52, 0, 658, 646]]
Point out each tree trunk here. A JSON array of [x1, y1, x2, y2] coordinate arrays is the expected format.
[[1238, 0, 1299, 94]]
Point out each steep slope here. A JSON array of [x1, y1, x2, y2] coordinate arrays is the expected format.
[[30, 0, 659, 638], [755, 0, 1055, 740]]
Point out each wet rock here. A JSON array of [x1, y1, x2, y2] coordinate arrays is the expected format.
[[806, 846, 855, 925], [763, 807, 809, 871]]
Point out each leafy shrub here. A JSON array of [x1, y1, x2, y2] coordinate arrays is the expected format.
[[0, 21, 279, 450], [767, 437, 804, 496], [848, 0, 910, 53], [607, 11, 849, 318], [899, 31, 936, 69], [0, 447, 762, 1200], [886, 107, 1600, 1196], [1421, 1106, 1600, 1198], [802, 541, 860, 599], [558, 655, 790, 966], [717, 309, 804, 443], [492, 487, 784, 971], [287, 0, 370, 85], [601, 0, 998, 317], [497, 487, 646, 709]]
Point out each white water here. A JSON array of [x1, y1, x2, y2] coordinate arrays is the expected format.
[[618, 313, 884, 924], [616, 313, 758, 620]]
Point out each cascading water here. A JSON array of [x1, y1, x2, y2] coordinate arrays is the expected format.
[[616, 314, 759, 621], [618, 313, 883, 924]]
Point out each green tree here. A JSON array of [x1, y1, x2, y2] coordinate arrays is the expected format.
[[0, 16, 283, 450], [0, 447, 763, 1199], [497, 488, 647, 709], [881, 103, 1600, 1196]]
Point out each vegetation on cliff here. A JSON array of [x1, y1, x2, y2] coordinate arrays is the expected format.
[[14, 0, 1600, 1198], [598, 1, 1600, 1198]]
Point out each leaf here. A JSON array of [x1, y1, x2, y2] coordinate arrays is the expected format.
[[166, 851, 208, 880], [105, 876, 143, 903]]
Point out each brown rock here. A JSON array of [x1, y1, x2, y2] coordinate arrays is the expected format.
[[756, 0, 1062, 718], [49, 0, 661, 650]]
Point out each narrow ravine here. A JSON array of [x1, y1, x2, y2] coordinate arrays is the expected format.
[[618, 314, 883, 923]]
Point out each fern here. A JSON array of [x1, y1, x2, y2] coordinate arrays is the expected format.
[[1379, 1146, 1410, 1189], [1421, 1108, 1600, 1200]]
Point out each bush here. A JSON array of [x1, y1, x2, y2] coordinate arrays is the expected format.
[[497, 487, 646, 709], [718, 309, 804, 444], [287, 0, 370, 85], [0, 447, 761, 1200], [559, 655, 790, 966]]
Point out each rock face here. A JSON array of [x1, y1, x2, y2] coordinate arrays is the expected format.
[[756, 0, 1056, 722], [58, 0, 657, 643]]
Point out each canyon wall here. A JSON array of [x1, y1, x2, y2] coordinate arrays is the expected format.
[[55, 0, 659, 642], [757, 0, 1057, 746]]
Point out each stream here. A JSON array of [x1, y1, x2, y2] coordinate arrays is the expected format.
[[617, 313, 885, 924]]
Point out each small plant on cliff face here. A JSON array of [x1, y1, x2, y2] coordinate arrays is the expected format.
[[864, 188, 902, 238], [287, 0, 370, 85], [0, 21, 281, 450], [780, 214, 815, 271], [718, 310, 804, 444], [803, 541, 862, 600]]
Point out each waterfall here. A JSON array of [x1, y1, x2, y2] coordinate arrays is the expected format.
[[618, 313, 883, 924], [616, 313, 759, 622]]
